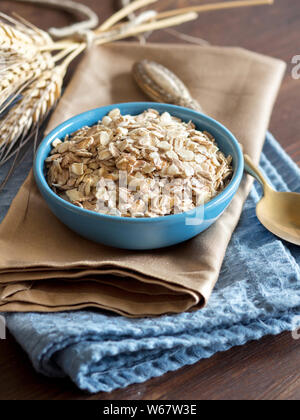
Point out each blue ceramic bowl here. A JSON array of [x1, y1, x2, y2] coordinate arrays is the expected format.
[[34, 102, 244, 250]]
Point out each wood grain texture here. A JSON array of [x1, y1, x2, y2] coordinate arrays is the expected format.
[[0, 0, 299, 400]]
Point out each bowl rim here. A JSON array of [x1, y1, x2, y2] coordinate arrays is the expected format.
[[34, 102, 244, 223]]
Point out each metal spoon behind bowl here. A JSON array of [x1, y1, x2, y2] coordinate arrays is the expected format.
[[133, 60, 300, 246]]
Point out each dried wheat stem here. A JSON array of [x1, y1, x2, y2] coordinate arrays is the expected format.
[[98, 0, 158, 32], [60, 43, 86, 71], [154, 0, 274, 20], [53, 44, 79, 62], [95, 12, 198, 45], [40, 11, 198, 50]]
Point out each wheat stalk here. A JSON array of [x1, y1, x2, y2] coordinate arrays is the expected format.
[[146, 0, 274, 20]]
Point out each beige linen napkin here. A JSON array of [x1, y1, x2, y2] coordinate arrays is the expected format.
[[0, 43, 286, 317]]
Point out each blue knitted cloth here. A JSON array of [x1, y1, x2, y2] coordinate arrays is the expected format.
[[1, 133, 300, 394]]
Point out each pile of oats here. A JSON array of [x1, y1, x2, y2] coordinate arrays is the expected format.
[[46, 109, 232, 217]]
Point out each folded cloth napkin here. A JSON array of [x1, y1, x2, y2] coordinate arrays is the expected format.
[[3, 133, 300, 393], [0, 43, 286, 316]]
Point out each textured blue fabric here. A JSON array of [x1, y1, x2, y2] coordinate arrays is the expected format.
[[1, 132, 300, 394]]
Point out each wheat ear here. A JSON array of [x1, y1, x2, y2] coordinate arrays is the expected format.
[[0, 43, 84, 164], [0, 52, 54, 111], [0, 66, 64, 158], [0, 12, 52, 47]]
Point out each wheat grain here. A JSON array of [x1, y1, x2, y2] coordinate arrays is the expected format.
[[31, 65, 65, 123], [0, 23, 33, 48], [0, 66, 64, 151], [0, 49, 22, 67]]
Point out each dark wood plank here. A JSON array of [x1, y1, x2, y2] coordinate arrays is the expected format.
[[0, 0, 299, 400], [2, 329, 300, 400]]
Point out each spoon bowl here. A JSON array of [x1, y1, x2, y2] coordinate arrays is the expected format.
[[256, 188, 300, 245], [244, 155, 300, 246]]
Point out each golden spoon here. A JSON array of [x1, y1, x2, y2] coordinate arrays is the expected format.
[[132, 60, 300, 245], [244, 155, 300, 245]]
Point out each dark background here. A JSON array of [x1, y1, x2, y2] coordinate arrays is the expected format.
[[0, 0, 299, 400]]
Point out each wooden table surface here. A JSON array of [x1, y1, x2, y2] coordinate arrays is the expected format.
[[0, 0, 299, 400]]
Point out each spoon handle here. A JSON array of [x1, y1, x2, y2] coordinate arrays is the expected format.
[[243, 154, 271, 191]]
